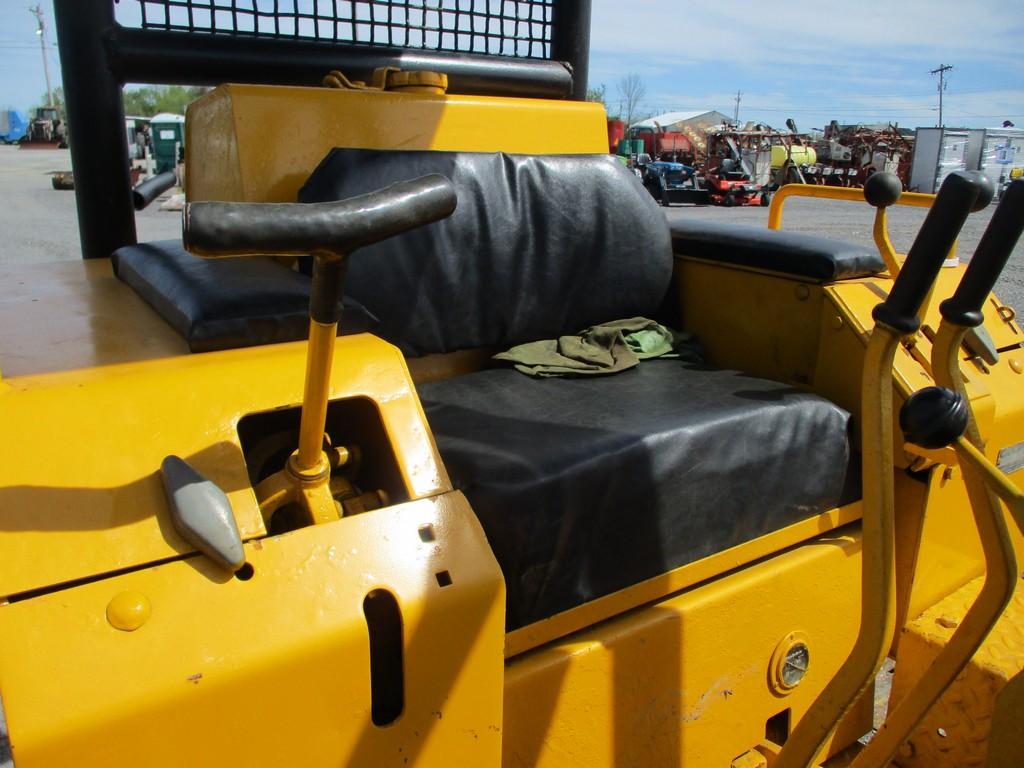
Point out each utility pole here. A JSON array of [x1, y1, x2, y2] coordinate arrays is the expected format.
[[930, 64, 952, 128], [733, 90, 742, 124], [30, 5, 54, 108]]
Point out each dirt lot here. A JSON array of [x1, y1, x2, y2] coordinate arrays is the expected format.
[[1, 144, 1021, 313]]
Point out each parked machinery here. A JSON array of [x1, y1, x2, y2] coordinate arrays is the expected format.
[[807, 121, 914, 188], [21, 106, 66, 148], [702, 126, 774, 206], [632, 123, 697, 165], [640, 159, 710, 206], [0, 109, 29, 143], [765, 118, 819, 188]]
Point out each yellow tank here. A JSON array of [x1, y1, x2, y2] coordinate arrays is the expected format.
[[771, 144, 817, 168]]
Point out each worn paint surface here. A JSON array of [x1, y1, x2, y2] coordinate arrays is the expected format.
[[892, 574, 1024, 767], [0, 333, 449, 597], [503, 533, 873, 767], [0, 492, 505, 767]]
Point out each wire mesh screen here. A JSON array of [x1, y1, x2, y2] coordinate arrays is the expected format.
[[115, 1, 554, 58]]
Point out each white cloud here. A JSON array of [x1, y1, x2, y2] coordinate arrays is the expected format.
[[590, 0, 1021, 66]]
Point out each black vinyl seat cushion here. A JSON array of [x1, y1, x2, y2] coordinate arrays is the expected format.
[[300, 149, 672, 357], [671, 219, 885, 282], [112, 240, 377, 352], [420, 360, 859, 629]]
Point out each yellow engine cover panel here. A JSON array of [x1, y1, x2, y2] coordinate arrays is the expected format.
[[0, 333, 448, 598], [503, 531, 872, 767], [0, 492, 505, 767], [186, 84, 609, 203]]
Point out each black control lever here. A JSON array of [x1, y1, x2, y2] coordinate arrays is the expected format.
[[872, 171, 988, 335], [184, 174, 456, 259], [180, 174, 458, 528], [940, 178, 1024, 328]]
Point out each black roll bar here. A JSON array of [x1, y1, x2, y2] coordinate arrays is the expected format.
[[52, 0, 591, 260]]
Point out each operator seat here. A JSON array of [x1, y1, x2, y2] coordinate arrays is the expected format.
[[299, 149, 873, 629]]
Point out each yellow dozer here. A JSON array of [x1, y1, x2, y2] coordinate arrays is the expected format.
[[1, 2, 1022, 766]]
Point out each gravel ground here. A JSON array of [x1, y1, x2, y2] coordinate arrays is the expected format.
[[0, 145, 181, 263], [1, 144, 1021, 313]]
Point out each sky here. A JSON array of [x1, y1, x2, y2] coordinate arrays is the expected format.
[[1, 0, 1021, 132]]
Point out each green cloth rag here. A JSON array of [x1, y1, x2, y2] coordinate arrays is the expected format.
[[493, 317, 701, 378]]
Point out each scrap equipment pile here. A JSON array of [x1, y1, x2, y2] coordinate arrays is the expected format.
[[806, 121, 914, 188]]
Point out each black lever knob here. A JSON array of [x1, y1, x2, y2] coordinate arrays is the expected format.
[[863, 172, 902, 209], [940, 178, 1024, 328], [900, 386, 969, 450], [872, 171, 984, 335]]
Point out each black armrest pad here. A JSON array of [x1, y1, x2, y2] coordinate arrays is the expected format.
[[112, 240, 377, 352], [670, 219, 885, 282]]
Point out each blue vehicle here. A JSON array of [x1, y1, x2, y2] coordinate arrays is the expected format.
[[641, 160, 710, 206], [1, 109, 29, 143]]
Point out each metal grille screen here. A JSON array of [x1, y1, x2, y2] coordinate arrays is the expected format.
[[116, 1, 554, 57]]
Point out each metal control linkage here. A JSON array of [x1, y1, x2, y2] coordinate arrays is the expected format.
[[775, 170, 987, 768], [850, 177, 1024, 768], [184, 174, 457, 526], [862, 171, 904, 278]]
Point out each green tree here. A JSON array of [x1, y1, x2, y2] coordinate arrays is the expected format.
[[123, 87, 158, 117], [123, 85, 212, 117], [36, 86, 64, 116], [586, 83, 609, 115]]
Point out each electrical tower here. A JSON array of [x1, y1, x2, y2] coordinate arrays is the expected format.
[[930, 64, 952, 128], [30, 5, 54, 108], [733, 90, 742, 124]]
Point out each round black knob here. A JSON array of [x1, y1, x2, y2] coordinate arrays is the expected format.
[[864, 172, 903, 208], [964, 171, 996, 211], [899, 387, 968, 449]]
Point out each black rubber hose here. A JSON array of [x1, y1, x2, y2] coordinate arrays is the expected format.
[[940, 179, 1024, 328], [132, 171, 177, 211], [872, 171, 983, 335], [183, 174, 457, 259]]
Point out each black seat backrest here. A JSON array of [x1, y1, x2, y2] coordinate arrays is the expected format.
[[299, 150, 673, 357]]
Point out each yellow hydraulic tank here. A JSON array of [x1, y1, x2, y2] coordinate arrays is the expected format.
[[771, 144, 817, 168], [185, 83, 608, 204]]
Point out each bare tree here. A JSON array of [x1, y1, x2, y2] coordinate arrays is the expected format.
[[617, 74, 646, 128]]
